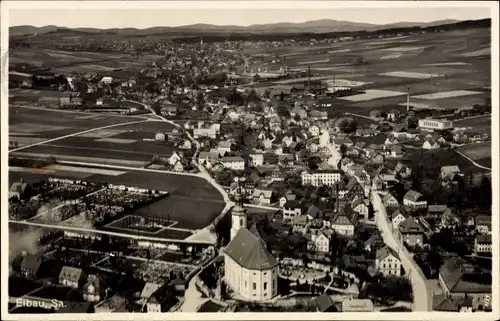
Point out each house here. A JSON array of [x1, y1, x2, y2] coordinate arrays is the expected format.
[[82, 274, 103, 302], [433, 294, 474, 312], [172, 159, 186, 172], [100, 76, 113, 84], [351, 197, 370, 220], [475, 215, 491, 234], [394, 162, 412, 178], [282, 200, 302, 221], [249, 154, 264, 167], [279, 192, 296, 207], [221, 156, 245, 170], [193, 127, 217, 139], [145, 285, 178, 312], [198, 151, 220, 169], [382, 193, 399, 208], [422, 139, 440, 150], [20, 253, 42, 280], [306, 204, 322, 220], [403, 190, 427, 209], [441, 209, 462, 229], [438, 257, 492, 305], [168, 152, 184, 166], [474, 234, 492, 255], [217, 141, 232, 156], [315, 294, 337, 312], [391, 209, 408, 230], [161, 104, 178, 116], [292, 215, 309, 233], [389, 145, 404, 158], [364, 232, 384, 253], [253, 188, 274, 205], [375, 246, 401, 277], [309, 125, 320, 136], [9, 180, 29, 199], [346, 178, 365, 199], [398, 218, 425, 247], [331, 209, 357, 237], [59, 266, 85, 288], [301, 169, 343, 187], [440, 166, 461, 181], [314, 230, 334, 253]]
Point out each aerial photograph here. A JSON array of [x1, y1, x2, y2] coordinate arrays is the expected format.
[[3, 2, 495, 316]]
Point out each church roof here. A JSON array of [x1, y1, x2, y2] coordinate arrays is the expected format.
[[224, 228, 278, 270]]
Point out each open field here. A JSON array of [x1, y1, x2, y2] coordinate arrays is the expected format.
[[453, 115, 491, 134], [456, 142, 492, 169], [9, 106, 145, 141]]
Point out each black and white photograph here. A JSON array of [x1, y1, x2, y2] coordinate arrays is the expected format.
[[1, 1, 498, 318]]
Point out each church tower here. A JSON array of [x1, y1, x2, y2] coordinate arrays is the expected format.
[[230, 177, 247, 241]]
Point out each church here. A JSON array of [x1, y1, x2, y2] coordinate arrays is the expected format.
[[223, 182, 279, 301]]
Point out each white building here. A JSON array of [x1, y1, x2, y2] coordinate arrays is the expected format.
[[249, 154, 264, 167], [301, 169, 343, 187], [221, 156, 245, 170], [474, 234, 492, 255], [391, 210, 408, 230], [282, 200, 302, 221], [313, 230, 333, 253], [224, 188, 279, 302], [100, 76, 113, 84], [217, 141, 232, 156], [375, 246, 401, 277], [309, 125, 320, 137], [194, 127, 217, 139], [418, 118, 454, 131]]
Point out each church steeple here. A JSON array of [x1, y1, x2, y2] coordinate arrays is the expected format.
[[230, 177, 247, 240]]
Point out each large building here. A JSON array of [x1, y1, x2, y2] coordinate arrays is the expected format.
[[301, 169, 343, 187], [418, 118, 454, 131], [223, 183, 279, 302]]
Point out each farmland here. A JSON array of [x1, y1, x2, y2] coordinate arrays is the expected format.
[[456, 142, 492, 169], [250, 28, 490, 115]]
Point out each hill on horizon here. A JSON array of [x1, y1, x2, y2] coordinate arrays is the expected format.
[[10, 18, 463, 37]]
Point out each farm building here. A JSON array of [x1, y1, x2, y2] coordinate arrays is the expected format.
[[418, 118, 454, 131]]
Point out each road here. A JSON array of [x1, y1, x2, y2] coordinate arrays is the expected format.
[[371, 192, 431, 312]]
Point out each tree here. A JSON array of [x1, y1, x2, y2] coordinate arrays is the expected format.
[[253, 74, 261, 83], [277, 104, 290, 118], [339, 119, 358, 133], [339, 144, 348, 158], [196, 91, 205, 109]]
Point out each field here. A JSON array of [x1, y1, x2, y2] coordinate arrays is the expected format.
[[10, 48, 163, 73], [454, 115, 492, 134], [456, 142, 492, 168], [250, 28, 490, 114], [9, 166, 225, 233]]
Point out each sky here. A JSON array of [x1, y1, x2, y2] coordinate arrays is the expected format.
[[9, 7, 492, 29]]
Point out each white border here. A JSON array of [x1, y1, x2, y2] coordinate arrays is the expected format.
[[1, 1, 498, 320]]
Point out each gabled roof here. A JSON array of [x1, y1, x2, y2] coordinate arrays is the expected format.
[[224, 228, 278, 270], [315, 294, 336, 312], [398, 218, 425, 234], [433, 294, 459, 312], [140, 282, 161, 299], [21, 254, 42, 272], [283, 200, 301, 209], [307, 205, 321, 218], [376, 245, 400, 261], [404, 190, 424, 202], [59, 266, 83, 282], [364, 232, 384, 249], [382, 193, 398, 204]]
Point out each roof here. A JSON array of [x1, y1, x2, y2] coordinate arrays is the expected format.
[[364, 232, 384, 249], [315, 294, 335, 312], [404, 190, 424, 202], [376, 246, 399, 261], [428, 205, 449, 213], [441, 165, 460, 173], [382, 193, 398, 204], [307, 205, 321, 218], [398, 218, 425, 234], [224, 228, 278, 270], [439, 257, 492, 294], [221, 156, 244, 162], [58, 266, 83, 282], [433, 294, 459, 312], [253, 188, 273, 199], [475, 234, 492, 244], [331, 211, 356, 226], [83, 274, 100, 292], [21, 254, 42, 272], [283, 200, 301, 209], [140, 282, 161, 299], [10, 182, 28, 194], [199, 151, 219, 159]]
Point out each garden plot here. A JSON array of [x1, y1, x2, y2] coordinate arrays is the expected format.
[[96, 138, 137, 144], [77, 129, 130, 139], [413, 90, 483, 100], [339, 89, 406, 102], [9, 123, 70, 134], [380, 71, 443, 79]]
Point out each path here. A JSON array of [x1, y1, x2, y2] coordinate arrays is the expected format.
[[455, 150, 492, 171], [9, 119, 151, 153], [371, 192, 430, 312], [10, 104, 150, 120]]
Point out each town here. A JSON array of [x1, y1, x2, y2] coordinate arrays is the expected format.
[[6, 9, 493, 315]]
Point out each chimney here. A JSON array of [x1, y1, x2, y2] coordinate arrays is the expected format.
[[406, 88, 411, 112]]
